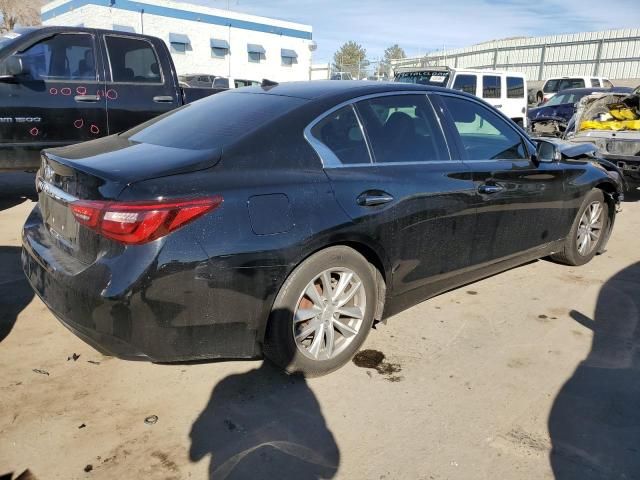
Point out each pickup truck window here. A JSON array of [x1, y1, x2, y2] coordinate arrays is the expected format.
[[22, 33, 96, 81], [104, 35, 162, 84]]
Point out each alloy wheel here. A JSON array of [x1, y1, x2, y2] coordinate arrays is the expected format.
[[292, 268, 366, 361], [576, 201, 604, 256]]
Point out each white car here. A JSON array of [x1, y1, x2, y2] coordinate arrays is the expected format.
[[538, 76, 613, 103], [394, 67, 528, 128]]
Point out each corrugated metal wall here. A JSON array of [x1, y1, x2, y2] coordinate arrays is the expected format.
[[392, 29, 640, 81]]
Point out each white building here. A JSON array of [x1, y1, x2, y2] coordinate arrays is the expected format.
[[41, 0, 314, 82]]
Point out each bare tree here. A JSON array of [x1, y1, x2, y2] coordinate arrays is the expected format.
[[0, 0, 42, 33]]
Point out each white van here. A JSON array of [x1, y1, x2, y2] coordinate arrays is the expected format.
[[394, 67, 528, 128]]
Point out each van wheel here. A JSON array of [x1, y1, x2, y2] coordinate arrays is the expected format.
[[551, 189, 608, 266], [264, 246, 378, 377]]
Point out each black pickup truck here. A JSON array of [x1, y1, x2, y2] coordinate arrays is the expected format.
[[0, 26, 219, 171]]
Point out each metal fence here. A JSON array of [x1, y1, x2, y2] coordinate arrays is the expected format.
[[391, 29, 640, 81]]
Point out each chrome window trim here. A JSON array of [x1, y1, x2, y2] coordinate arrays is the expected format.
[[304, 90, 454, 169]]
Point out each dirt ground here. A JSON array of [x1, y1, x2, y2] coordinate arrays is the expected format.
[[1, 172, 639, 480]]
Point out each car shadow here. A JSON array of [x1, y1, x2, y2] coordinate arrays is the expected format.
[[0, 172, 37, 212], [548, 261, 640, 478], [0, 246, 34, 343], [189, 309, 340, 479], [622, 186, 640, 202]]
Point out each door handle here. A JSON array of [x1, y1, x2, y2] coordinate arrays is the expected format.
[[74, 95, 100, 102], [357, 191, 394, 206], [478, 184, 504, 194], [153, 95, 175, 103]]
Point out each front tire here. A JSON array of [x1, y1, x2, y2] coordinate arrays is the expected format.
[[264, 246, 378, 377], [551, 189, 608, 266]]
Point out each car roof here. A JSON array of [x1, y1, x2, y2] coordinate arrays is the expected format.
[[231, 80, 445, 101]]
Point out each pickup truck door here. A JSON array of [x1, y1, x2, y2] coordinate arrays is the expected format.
[[0, 31, 107, 169], [102, 34, 179, 134]]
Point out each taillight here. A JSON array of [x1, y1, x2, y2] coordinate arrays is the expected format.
[[70, 196, 222, 245]]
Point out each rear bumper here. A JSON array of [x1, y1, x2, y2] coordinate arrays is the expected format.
[[21, 206, 284, 362]]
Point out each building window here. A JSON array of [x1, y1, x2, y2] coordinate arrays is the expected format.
[[281, 48, 298, 67], [169, 33, 190, 54], [210, 38, 229, 59], [247, 43, 265, 63]]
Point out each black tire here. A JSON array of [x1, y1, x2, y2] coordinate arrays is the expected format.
[[551, 189, 609, 266], [264, 246, 378, 377]]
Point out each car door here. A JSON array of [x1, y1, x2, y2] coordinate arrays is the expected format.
[[0, 31, 107, 163], [307, 93, 477, 299], [434, 93, 568, 265], [102, 34, 179, 134]]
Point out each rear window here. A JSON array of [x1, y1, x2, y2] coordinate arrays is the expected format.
[[124, 92, 305, 150], [506, 77, 524, 98], [543, 78, 585, 93]]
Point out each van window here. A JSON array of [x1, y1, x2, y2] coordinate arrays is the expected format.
[[543, 78, 585, 93], [591, 79, 600, 87], [452, 75, 477, 95], [310, 105, 370, 165], [506, 77, 524, 98], [105, 36, 162, 83], [355, 94, 449, 163], [441, 95, 526, 160], [20, 33, 96, 81], [482, 76, 501, 99]]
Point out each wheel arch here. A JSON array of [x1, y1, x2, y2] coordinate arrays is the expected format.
[[593, 181, 619, 253]]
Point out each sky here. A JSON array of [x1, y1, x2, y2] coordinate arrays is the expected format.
[[184, 0, 640, 63]]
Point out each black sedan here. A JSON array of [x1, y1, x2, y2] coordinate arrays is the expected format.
[[22, 81, 622, 376]]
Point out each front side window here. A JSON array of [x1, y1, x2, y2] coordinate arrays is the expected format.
[[21, 33, 96, 81], [310, 105, 370, 165], [452, 74, 477, 95], [591, 79, 601, 87], [441, 95, 527, 160], [507, 77, 524, 98], [356, 94, 449, 163], [105, 36, 161, 83], [483, 75, 501, 99]]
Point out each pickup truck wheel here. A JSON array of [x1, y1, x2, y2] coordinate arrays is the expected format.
[[551, 189, 608, 266], [264, 246, 378, 377]]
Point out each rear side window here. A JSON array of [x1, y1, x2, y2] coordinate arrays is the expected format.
[[105, 36, 161, 83], [591, 79, 601, 87], [452, 74, 477, 95], [20, 33, 95, 81], [125, 92, 306, 150], [441, 95, 526, 160], [483, 76, 501, 99], [506, 77, 524, 98], [544, 78, 585, 93], [310, 105, 370, 165], [356, 94, 449, 163]]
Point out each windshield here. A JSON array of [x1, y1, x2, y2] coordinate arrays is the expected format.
[[544, 91, 588, 106], [395, 70, 450, 87], [124, 91, 306, 150], [543, 78, 586, 93]]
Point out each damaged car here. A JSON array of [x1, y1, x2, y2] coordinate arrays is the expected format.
[[528, 87, 632, 138], [565, 86, 640, 189]]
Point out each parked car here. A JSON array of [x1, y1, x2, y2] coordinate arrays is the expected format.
[[178, 73, 218, 88], [394, 66, 528, 127], [330, 72, 353, 80], [565, 87, 640, 189], [537, 76, 613, 104], [23, 81, 622, 376], [528, 87, 633, 137], [0, 26, 221, 171]]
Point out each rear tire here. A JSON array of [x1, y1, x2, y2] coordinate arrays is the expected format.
[[551, 189, 608, 266], [264, 246, 378, 377]]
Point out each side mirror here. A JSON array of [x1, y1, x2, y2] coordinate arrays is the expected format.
[[0, 55, 29, 79], [535, 140, 561, 163]]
